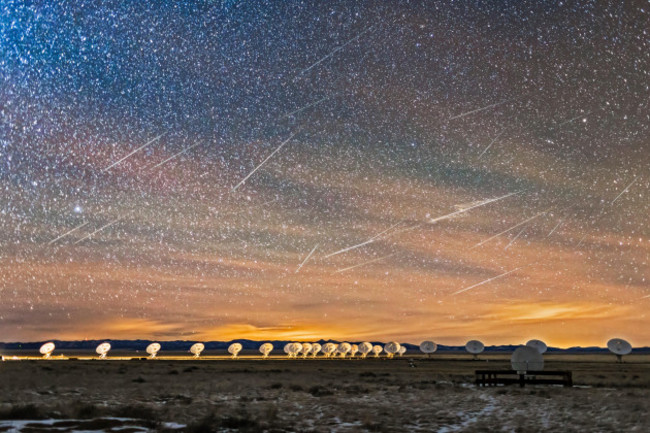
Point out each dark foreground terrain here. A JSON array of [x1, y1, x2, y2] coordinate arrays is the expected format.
[[0, 354, 648, 432]]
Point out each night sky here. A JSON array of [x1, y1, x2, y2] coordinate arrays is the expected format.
[[1, 0, 648, 346]]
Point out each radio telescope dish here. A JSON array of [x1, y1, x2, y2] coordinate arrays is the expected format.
[[526, 339, 548, 354], [288, 342, 303, 358], [350, 344, 359, 358], [301, 342, 313, 358], [310, 343, 322, 357], [607, 338, 632, 362], [322, 342, 337, 358], [259, 342, 273, 358], [228, 343, 243, 359], [511, 346, 544, 374], [190, 343, 205, 358], [146, 343, 161, 359], [384, 342, 401, 358], [95, 342, 111, 359], [372, 345, 383, 357], [398, 346, 407, 356], [337, 342, 352, 358], [465, 340, 485, 359], [358, 342, 373, 358], [419, 340, 437, 357], [39, 342, 55, 359]]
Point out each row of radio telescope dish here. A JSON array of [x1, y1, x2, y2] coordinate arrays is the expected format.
[[273, 341, 408, 358], [29, 338, 634, 361]]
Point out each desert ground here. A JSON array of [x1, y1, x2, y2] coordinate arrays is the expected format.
[[0, 353, 648, 432]]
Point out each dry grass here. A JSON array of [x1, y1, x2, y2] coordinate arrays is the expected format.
[[0, 354, 648, 431]]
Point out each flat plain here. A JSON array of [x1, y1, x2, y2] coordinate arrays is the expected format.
[[0, 353, 648, 432]]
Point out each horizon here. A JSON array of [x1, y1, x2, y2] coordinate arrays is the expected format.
[[1, 2, 648, 346], [0, 336, 643, 351]]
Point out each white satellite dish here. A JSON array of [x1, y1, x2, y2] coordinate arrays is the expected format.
[[398, 346, 407, 356], [511, 346, 544, 374], [607, 338, 632, 363], [190, 343, 205, 358], [526, 339, 548, 354], [384, 342, 401, 358], [95, 342, 111, 359], [465, 340, 485, 359], [259, 342, 273, 358], [283, 343, 292, 357], [310, 343, 322, 357], [289, 342, 303, 358], [322, 342, 337, 358], [350, 344, 359, 358], [419, 340, 437, 357], [39, 342, 55, 359], [146, 342, 161, 359], [372, 345, 383, 358], [228, 343, 243, 359], [337, 342, 352, 358], [301, 342, 313, 358], [358, 342, 373, 358]]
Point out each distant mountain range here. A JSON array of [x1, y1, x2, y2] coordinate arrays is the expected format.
[[1, 339, 649, 354]]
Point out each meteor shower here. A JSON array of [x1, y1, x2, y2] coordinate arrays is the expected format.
[[0, 1, 648, 431]]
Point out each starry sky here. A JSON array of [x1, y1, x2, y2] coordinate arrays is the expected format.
[[1, 0, 648, 346]]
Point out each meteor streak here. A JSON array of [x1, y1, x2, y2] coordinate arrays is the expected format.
[[297, 25, 374, 77], [232, 130, 299, 192], [428, 191, 521, 224], [547, 220, 563, 237], [552, 110, 592, 129], [449, 99, 512, 120], [295, 244, 319, 273], [147, 142, 201, 171], [47, 221, 89, 245], [281, 96, 329, 119], [335, 253, 396, 274], [471, 208, 549, 249], [74, 217, 122, 244], [611, 177, 638, 204], [102, 133, 166, 172], [452, 264, 532, 296], [325, 221, 403, 259], [504, 227, 526, 250], [325, 238, 375, 259], [478, 130, 505, 158]]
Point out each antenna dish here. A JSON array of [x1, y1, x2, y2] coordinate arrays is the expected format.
[[310, 343, 322, 357], [190, 343, 205, 358], [39, 342, 55, 359], [337, 342, 352, 358], [607, 338, 632, 362], [259, 342, 273, 358], [398, 346, 407, 356], [288, 342, 303, 358], [384, 342, 401, 358], [350, 344, 359, 358], [301, 342, 313, 358], [322, 342, 337, 358], [372, 345, 383, 358], [95, 342, 111, 359], [465, 340, 485, 359], [526, 339, 548, 354], [358, 342, 373, 358], [419, 340, 437, 356], [228, 343, 243, 359], [146, 342, 161, 359], [511, 346, 544, 374]]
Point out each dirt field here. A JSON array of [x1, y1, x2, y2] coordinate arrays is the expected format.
[[0, 354, 648, 432]]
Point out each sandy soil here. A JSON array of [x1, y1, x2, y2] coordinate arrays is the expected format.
[[0, 355, 648, 432]]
